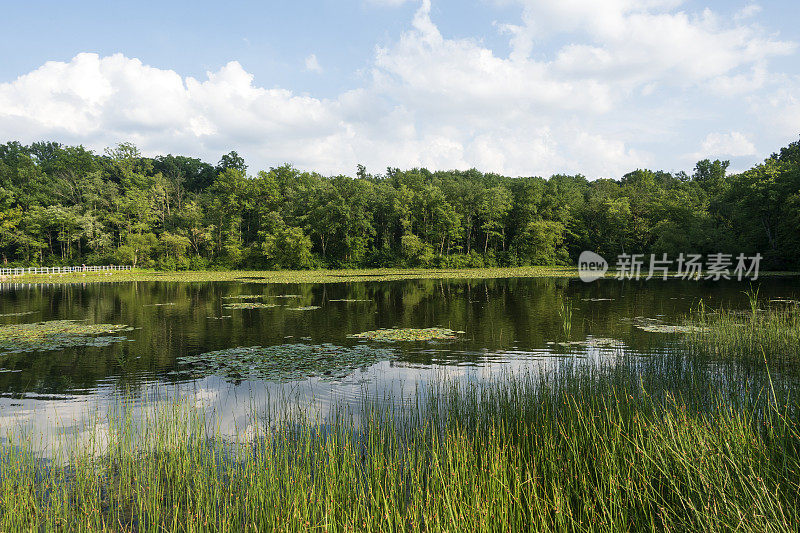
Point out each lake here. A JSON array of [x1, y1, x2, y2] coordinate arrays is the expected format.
[[1, 276, 798, 452]]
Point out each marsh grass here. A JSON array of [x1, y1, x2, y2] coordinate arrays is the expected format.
[[1, 365, 798, 532], [687, 298, 800, 362]]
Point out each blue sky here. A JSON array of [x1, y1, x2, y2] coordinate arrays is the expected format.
[[1, 0, 799, 178]]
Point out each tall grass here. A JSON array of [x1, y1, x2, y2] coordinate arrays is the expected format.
[[1, 366, 798, 532], [687, 298, 800, 362]]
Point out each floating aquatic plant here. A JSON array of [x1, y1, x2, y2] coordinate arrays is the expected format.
[[0, 311, 36, 317], [550, 337, 623, 348], [221, 295, 264, 300], [625, 317, 708, 334], [143, 303, 176, 307], [0, 320, 134, 354], [349, 328, 463, 342], [637, 325, 709, 333], [176, 343, 395, 381], [286, 306, 321, 311], [222, 302, 280, 310], [329, 299, 372, 302]]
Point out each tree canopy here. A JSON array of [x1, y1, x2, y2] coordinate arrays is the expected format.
[[1, 138, 798, 270]]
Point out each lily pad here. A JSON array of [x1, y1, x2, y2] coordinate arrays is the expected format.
[[0, 311, 36, 317], [624, 317, 708, 334], [222, 295, 265, 300], [0, 320, 134, 354], [636, 324, 709, 334], [176, 343, 395, 381], [286, 306, 321, 311], [349, 327, 462, 342], [329, 299, 372, 302], [222, 302, 280, 310], [551, 337, 622, 348]]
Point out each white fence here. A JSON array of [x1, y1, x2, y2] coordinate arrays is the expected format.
[[0, 265, 132, 277]]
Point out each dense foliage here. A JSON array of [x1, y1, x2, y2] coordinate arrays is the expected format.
[[1, 138, 799, 270]]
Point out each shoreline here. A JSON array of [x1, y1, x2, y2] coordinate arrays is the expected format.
[[2, 266, 798, 285], [2, 266, 578, 285]]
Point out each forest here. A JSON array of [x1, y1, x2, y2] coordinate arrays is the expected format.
[[0, 138, 798, 271]]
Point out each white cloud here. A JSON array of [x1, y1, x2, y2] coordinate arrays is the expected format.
[[304, 54, 322, 73], [735, 3, 762, 21], [373, 0, 614, 115], [748, 76, 800, 138], [698, 131, 757, 158], [519, 0, 795, 88], [0, 0, 796, 178], [0, 53, 344, 167]]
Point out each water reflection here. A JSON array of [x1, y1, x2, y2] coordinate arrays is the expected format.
[[0, 276, 798, 455]]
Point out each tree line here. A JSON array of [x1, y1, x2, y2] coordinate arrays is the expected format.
[[0, 138, 798, 271]]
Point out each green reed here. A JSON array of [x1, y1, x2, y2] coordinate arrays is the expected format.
[[744, 285, 761, 316], [687, 298, 800, 362], [557, 299, 574, 340], [1, 364, 798, 532]]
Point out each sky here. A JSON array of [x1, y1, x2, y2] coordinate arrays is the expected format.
[[1, 0, 799, 178]]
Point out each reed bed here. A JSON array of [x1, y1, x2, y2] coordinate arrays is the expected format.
[[686, 299, 800, 362], [1, 364, 798, 532]]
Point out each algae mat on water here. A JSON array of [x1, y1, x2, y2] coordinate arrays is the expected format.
[[0, 320, 134, 354], [176, 343, 395, 381]]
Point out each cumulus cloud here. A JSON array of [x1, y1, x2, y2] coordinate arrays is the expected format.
[[698, 131, 757, 158], [508, 0, 794, 88], [0, 0, 796, 178], [373, 1, 615, 117]]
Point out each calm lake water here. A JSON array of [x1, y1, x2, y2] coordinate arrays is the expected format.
[[1, 276, 798, 451]]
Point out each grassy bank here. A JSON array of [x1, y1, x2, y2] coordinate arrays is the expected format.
[[2, 367, 798, 532], [7, 266, 799, 286], [5, 266, 579, 285]]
